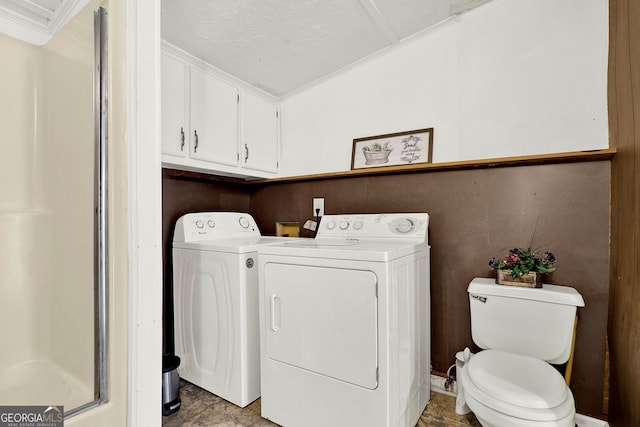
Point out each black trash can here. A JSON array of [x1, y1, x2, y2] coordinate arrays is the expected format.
[[162, 354, 181, 416]]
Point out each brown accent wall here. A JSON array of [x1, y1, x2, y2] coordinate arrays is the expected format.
[[248, 162, 610, 418], [162, 162, 610, 417], [162, 170, 251, 353], [607, 1, 640, 425]]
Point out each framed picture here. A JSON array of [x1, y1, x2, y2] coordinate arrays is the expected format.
[[351, 128, 433, 170]]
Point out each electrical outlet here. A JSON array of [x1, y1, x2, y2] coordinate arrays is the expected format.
[[313, 198, 324, 217]]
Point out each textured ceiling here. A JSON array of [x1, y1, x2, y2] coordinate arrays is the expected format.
[[161, 0, 493, 97]]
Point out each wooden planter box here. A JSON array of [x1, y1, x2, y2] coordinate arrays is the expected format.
[[496, 270, 542, 288]]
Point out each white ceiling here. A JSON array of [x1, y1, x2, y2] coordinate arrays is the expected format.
[[161, 0, 493, 97]]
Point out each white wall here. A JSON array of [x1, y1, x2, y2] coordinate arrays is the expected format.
[[279, 0, 608, 176]]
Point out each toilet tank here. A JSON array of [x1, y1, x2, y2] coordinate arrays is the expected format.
[[468, 277, 585, 364]]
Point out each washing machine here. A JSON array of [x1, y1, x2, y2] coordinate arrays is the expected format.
[[172, 212, 302, 408], [258, 213, 431, 427]]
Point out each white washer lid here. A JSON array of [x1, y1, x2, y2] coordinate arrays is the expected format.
[[467, 350, 569, 410]]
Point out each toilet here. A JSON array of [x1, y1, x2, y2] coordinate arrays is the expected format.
[[456, 277, 585, 427]]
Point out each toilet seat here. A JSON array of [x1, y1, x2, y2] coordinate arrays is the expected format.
[[462, 350, 575, 422]]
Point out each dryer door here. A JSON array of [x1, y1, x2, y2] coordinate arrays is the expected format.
[[263, 263, 378, 389]]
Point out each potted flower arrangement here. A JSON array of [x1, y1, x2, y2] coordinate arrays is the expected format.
[[362, 142, 393, 165], [488, 248, 556, 288]]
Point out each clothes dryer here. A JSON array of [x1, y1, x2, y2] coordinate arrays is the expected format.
[[172, 212, 301, 407], [258, 213, 431, 427]]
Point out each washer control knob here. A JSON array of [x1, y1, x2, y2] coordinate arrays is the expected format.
[[238, 217, 250, 229], [326, 221, 336, 230], [339, 221, 350, 230], [353, 220, 364, 230], [195, 220, 204, 229], [395, 218, 415, 234], [207, 220, 215, 228]]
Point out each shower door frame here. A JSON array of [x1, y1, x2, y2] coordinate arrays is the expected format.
[[65, 5, 109, 419]]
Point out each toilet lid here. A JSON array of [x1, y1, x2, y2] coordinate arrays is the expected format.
[[467, 350, 568, 409]]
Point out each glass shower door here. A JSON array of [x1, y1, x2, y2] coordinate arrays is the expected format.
[[0, 0, 108, 418]]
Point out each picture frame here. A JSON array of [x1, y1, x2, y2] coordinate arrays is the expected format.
[[351, 128, 434, 170]]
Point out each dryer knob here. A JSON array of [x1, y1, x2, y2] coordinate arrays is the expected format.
[[326, 221, 336, 230], [353, 220, 364, 230], [207, 220, 215, 228], [339, 221, 350, 230], [238, 217, 250, 229], [195, 220, 204, 229]]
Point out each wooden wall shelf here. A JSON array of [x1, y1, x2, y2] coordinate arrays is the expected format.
[[163, 148, 616, 185], [250, 148, 616, 184]]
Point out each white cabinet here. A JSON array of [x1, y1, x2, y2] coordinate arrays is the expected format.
[[161, 53, 188, 159], [161, 52, 238, 166], [239, 90, 279, 174], [161, 45, 279, 178], [189, 66, 238, 166]]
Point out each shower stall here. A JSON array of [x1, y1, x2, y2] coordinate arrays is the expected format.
[[0, 0, 108, 418]]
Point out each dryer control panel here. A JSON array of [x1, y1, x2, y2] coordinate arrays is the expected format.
[[174, 212, 260, 242], [317, 213, 429, 242]]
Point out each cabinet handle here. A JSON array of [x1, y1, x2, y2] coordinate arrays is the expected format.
[[180, 127, 185, 151], [194, 130, 199, 153], [244, 144, 249, 162]]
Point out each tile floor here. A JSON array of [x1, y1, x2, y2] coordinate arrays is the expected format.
[[162, 380, 481, 427]]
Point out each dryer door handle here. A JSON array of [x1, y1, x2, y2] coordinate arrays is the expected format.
[[270, 294, 281, 331]]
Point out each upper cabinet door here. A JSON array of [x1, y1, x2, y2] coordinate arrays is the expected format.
[[239, 90, 279, 173], [189, 67, 238, 167], [161, 53, 189, 159]]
